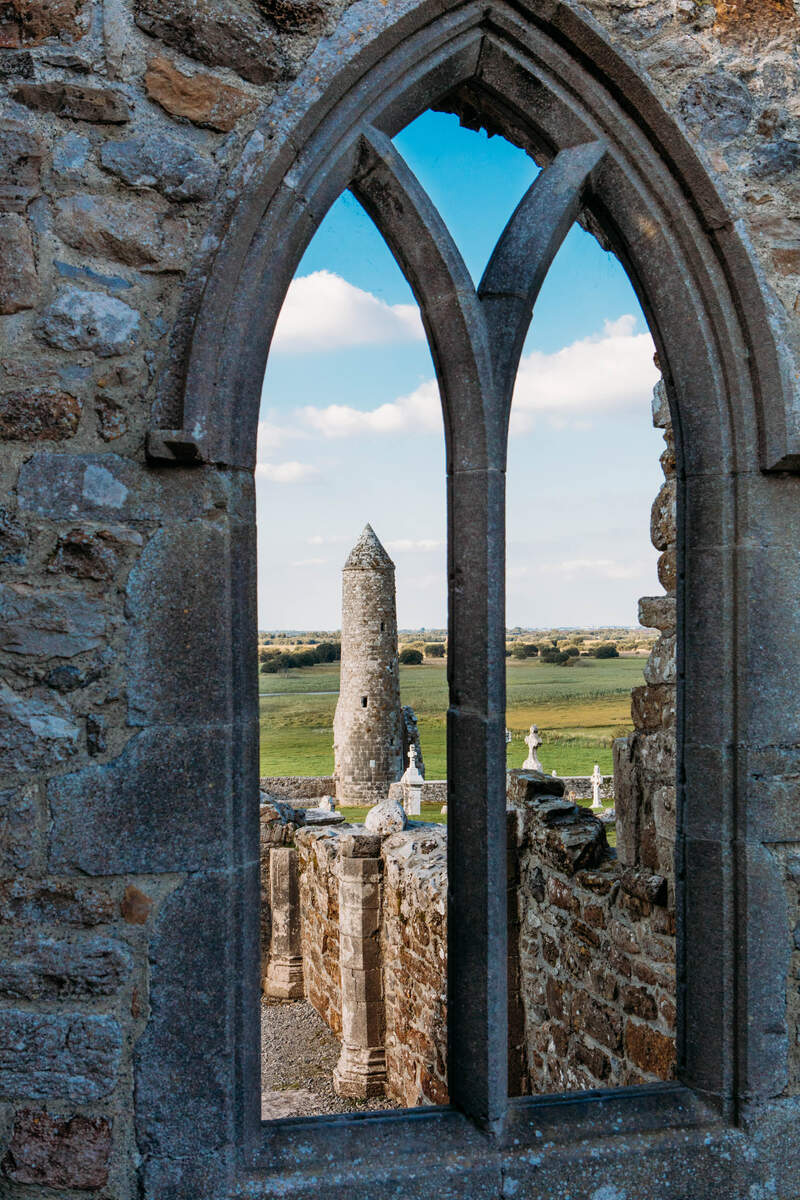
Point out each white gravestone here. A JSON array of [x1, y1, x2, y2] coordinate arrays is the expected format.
[[522, 725, 543, 772], [591, 763, 604, 810], [402, 744, 424, 816]]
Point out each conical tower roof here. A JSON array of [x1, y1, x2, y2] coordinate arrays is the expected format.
[[343, 524, 395, 570]]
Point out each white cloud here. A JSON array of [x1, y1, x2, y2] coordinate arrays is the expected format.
[[299, 379, 441, 439], [256, 419, 305, 456], [509, 557, 649, 581], [306, 534, 351, 546], [287, 316, 656, 441], [511, 316, 658, 431], [271, 271, 424, 353], [290, 557, 328, 567], [386, 538, 443, 553], [542, 558, 646, 580], [255, 461, 318, 484]]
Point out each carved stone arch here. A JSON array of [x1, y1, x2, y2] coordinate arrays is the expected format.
[[137, 0, 800, 1191], [149, 0, 796, 476]]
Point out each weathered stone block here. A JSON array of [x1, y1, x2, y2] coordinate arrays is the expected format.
[[620, 867, 668, 905], [52, 131, 89, 180], [0, 934, 132, 999], [125, 521, 231, 726], [0, 583, 105, 657], [100, 132, 219, 202], [0, 681, 79, 771], [624, 1019, 676, 1078], [48, 527, 130, 580], [0, 213, 36, 312], [37, 289, 140, 357], [0, 389, 81, 440], [339, 903, 380, 938], [254, 0, 325, 31], [507, 769, 565, 804], [643, 634, 676, 686], [95, 391, 128, 441], [17, 451, 232, 524], [570, 991, 622, 1052], [657, 546, 676, 592], [339, 832, 382, 859], [121, 884, 153, 925], [0, 787, 35, 872], [135, 873, 235, 1157], [0, 123, 41, 211], [48, 726, 230, 875], [13, 82, 129, 122], [631, 684, 676, 732], [650, 478, 676, 551], [0, 507, 27, 566], [134, 0, 284, 85], [0, 878, 114, 926], [0, 1012, 121, 1100], [678, 69, 753, 141], [54, 194, 189, 271], [1, 1108, 111, 1188], [1, 0, 88, 45], [145, 55, 258, 132]]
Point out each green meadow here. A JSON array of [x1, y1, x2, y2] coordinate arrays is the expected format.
[[258, 656, 643, 779]]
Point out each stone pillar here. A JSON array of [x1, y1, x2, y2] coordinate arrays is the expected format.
[[263, 847, 304, 999], [333, 832, 387, 1098]]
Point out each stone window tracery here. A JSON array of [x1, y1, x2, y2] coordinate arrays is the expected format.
[[143, 1, 799, 1189]]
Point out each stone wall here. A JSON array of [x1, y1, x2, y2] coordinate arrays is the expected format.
[[260, 776, 335, 801], [388, 779, 448, 808], [509, 773, 676, 1092], [614, 381, 677, 886], [558, 775, 614, 803], [294, 826, 342, 1036], [0, 0, 798, 1192], [381, 827, 448, 1106], [276, 777, 676, 1105]]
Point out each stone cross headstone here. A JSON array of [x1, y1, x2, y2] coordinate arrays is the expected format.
[[591, 763, 603, 810], [522, 724, 543, 771], [402, 744, 424, 816]]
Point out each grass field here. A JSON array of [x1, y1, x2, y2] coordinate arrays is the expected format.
[[259, 656, 643, 779]]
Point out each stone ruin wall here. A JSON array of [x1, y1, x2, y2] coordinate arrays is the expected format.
[[269, 771, 677, 1105], [0, 0, 798, 1191], [260, 776, 335, 802], [381, 827, 448, 1106], [614, 381, 678, 887], [294, 826, 342, 1036], [509, 772, 676, 1091]]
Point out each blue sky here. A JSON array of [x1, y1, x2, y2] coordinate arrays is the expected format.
[[256, 111, 663, 630]]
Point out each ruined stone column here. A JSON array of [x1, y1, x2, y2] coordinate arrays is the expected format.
[[263, 847, 304, 999], [333, 832, 387, 1098]]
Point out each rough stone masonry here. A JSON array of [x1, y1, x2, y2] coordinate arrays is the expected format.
[[0, 0, 798, 1197]]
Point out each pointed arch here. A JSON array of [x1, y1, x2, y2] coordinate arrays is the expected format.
[[142, 0, 799, 1156]]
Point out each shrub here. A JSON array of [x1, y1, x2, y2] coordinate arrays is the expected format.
[[563, 645, 580, 657], [512, 643, 538, 659], [425, 643, 445, 657], [594, 642, 620, 659], [400, 647, 424, 665]]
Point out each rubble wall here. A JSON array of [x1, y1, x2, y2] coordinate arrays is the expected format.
[[294, 827, 342, 1036], [285, 791, 676, 1105], [381, 828, 448, 1106], [509, 774, 676, 1092]]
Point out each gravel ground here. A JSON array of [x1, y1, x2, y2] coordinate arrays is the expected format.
[[260, 997, 400, 1119]]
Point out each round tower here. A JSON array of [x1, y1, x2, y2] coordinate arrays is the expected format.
[[333, 525, 403, 806]]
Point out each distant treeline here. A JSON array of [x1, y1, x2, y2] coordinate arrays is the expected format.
[[506, 642, 620, 664], [259, 642, 341, 673]]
